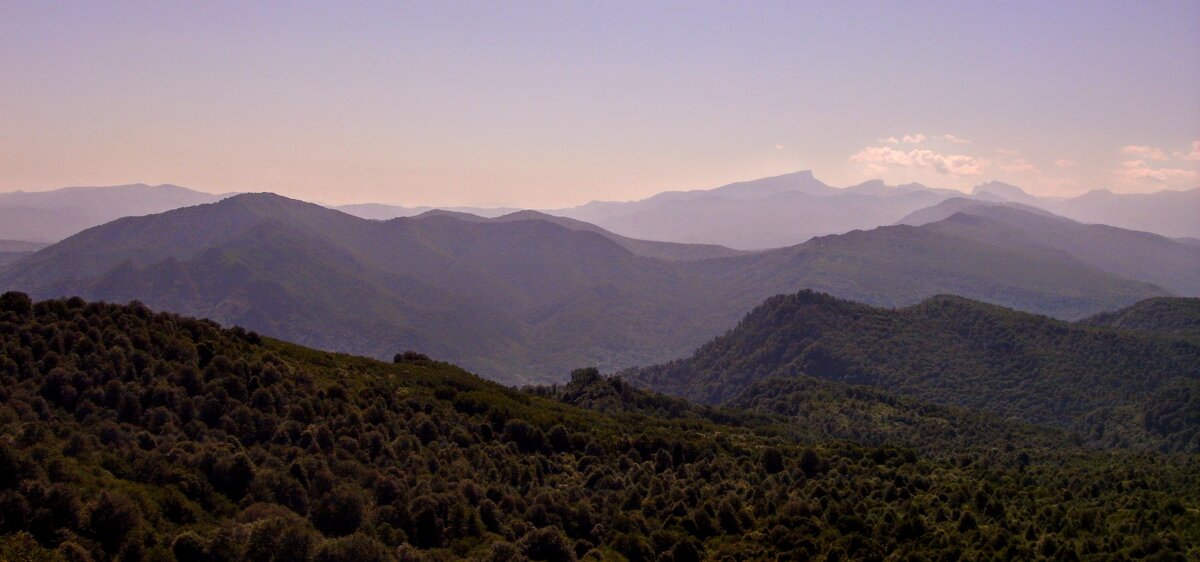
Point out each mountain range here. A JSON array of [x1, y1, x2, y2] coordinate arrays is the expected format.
[[550, 171, 957, 249], [0, 191, 1187, 384], [901, 199, 1200, 296], [0, 240, 48, 268], [0, 183, 229, 242], [335, 203, 521, 220], [422, 209, 747, 261], [982, 183, 1200, 240], [4, 173, 1196, 250], [547, 172, 1200, 248]]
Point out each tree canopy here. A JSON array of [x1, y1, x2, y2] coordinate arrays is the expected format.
[[0, 293, 1196, 561]]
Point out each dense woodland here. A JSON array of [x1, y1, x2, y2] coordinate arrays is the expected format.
[[720, 376, 1069, 453], [532, 370, 1062, 454], [0, 294, 1197, 561], [1082, 297, 1200, 339], [629, 292, 1200, 452]]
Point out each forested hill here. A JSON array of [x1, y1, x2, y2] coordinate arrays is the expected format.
[[628, 291, 1200, 451], [1, 293, 1197, 561], [530, 369, 1070, 454], [723, 376, 1070, 453], [1081, 297, 1200, 339]]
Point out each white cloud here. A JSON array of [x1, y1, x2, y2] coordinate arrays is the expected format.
[[850, 145, 986, 177], [1053, 159, 1076, 168], [999, 158, 1036, 173], [774, 144, 785, 150], [877, 133, 966, 145], [1121, 145, 1168, 161], [1175, 140, 1200, 162], [994, 148, 1019, 156], [1116, 159, 1199, 183]]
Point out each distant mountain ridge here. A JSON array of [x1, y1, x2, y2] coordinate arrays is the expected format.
[[546, 171, 1200, 248], [0, 193, 1170, 383], [0, 240, 48, 269], [894, 196, 1056, 225], [336, 203, 521, 220], [901, 201, 1200, 297], [0, 183, 230, 242], [7, 174, 1197, 248], [969, 182, 1200, 239], [549, 171, 962, 249], [0, 240, 49, 252], [447, 210, 748, 261]]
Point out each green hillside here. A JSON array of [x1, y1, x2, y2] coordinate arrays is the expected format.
[[629, 291, 1200, 451], [1, 294, 1197, 561], [531, 369, 1068, 454], [1082, 297, 1200, 339], [724, 376, 1070, 453]]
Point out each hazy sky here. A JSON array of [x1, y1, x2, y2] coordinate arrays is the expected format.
[[3, 1, 1198, 207]]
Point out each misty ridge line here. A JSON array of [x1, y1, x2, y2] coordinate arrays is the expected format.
[[1, 183, 1194, 385], [2, 170, 1198, 250], [4, 168, 1191, 209]]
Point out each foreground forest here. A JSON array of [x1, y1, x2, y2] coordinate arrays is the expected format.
[[0, 294, 1197, 561]]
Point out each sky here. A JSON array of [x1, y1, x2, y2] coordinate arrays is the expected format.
[[2, 1, 1198, 207]]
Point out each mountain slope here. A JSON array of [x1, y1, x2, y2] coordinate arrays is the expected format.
[[558, 173, 1200, 248], [536, 369, 1069, 454], [552, 171, 962, 249], [974, 183, 1200, 239], [894, 196, 1056, 225], [1046, 188, 1200, 239], [0, 240, 48, 269], [2, 194, 759, 382], [970, 182, 1052, 206], [588, 189, 952, 249], [0, 240, 48, 252], [1081, 297, 1200, 339], [0, 184, 228, 241], [0, 194, 1169, 383], [555, 170, 840, 224], [912, 204, 1200, 296], [466, 210, 746, 261], [0, 252, 34, 268], [335, 202, 520, 220], [628, 291, 1200, 451], [724, 376, 1069, 452], [725, 224, 1166, 320], [1, 195, 696, 383]]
